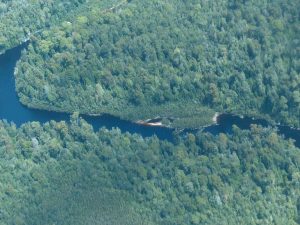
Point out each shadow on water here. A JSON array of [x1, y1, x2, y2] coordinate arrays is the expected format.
[[203, 114, 269, 135], [203, 114, 300, 147], [0, 43, 299, 147], [0, 43, 174, 140]]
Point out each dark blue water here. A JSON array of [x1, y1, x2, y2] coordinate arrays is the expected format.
[[0, 43, 174, 140], [204, 114, 300, 147], [0, 43, 69, 125], [0, 43, 299, 147]]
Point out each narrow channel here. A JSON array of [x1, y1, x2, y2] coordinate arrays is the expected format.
[[0, 43, 299, 147]]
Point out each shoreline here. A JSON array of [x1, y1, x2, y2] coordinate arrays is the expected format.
[[9, 42, 299, 131], [17, 99, 300, 132], [212, 112, 219, 123]]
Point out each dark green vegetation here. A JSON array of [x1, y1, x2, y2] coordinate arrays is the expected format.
[[1, 0, 300, 224], [1, 115, 300, 224], [0, 117, 154, 225], [15, 0, 300, 128], [0, 0, 86, 54], [0, 0, 124, 54]]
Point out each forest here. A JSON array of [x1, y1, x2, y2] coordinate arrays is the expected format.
[[12, 0, 300, 128], [0, 0, 92, 54], [0, 116, 299, 224], [0, 0, 299, 224]]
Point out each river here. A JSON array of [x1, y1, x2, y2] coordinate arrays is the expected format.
[[0, 43, 299, 147]]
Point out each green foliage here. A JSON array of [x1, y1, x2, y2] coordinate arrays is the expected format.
[[0, 0, 123, 54], [2, 1, 300, 224], [0, 0, 91, 54], [14, 0, 300, 128], [0, 117, 299, 224]]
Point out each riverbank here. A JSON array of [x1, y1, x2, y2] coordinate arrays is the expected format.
[[1, 42, 299, 147]]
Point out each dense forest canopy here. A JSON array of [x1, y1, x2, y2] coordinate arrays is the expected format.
[[0, 0, 93, 54], [13, 0, 300, 128], [0, 0, 125, 54], [1, 0, 300, 224], [0, 116, 299, 224]]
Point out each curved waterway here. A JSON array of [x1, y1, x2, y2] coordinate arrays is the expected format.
[[1, 43, 299, 147]]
